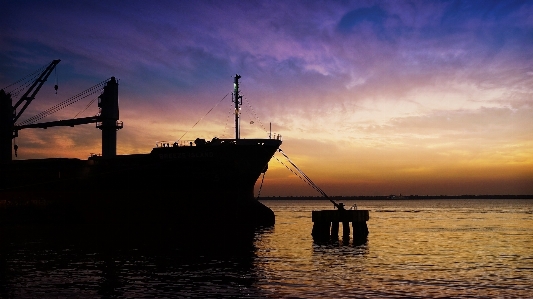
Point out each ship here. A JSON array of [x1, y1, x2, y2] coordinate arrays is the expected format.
[[0, 60, 281, 227]]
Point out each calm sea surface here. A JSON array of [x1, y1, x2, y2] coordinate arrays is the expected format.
[[1, 199, 532, 298]]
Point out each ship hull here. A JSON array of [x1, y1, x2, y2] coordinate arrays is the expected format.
[[0, 139, 281, 227]]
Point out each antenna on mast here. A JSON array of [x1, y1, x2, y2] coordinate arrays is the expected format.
[[232, 74, 242, 140]]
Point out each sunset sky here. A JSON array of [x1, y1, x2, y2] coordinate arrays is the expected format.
[[1, 0, 532, 196]]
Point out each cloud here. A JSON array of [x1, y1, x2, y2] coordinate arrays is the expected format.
[[2, 0, 532, 195]]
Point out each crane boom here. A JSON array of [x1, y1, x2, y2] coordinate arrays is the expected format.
[[12, 59, 60, 123], [14, 116, 100, 130]]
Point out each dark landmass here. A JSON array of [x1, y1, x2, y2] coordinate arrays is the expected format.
[[262, 194, 533, 200]]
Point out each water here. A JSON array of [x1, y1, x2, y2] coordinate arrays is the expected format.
[[1, 199, 532, 298]]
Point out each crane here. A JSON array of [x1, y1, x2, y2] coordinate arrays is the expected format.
[[12, 59, 60, 124], [1, 60, 60, 161], [0, 60, 122, 161]]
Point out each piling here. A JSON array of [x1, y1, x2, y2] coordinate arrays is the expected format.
[[331, 221, 339, 238], [342, 221, 350, 239], [312, 209, 369, 243]]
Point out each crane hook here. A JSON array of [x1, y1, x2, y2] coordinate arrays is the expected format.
[[54, 66, 58, 94]]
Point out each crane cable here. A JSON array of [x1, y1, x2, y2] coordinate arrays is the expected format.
[[73, 97, 98, 119], [6, 70, 43, 100], [16, 78, 111, 126], [1, 63, 47, 93]]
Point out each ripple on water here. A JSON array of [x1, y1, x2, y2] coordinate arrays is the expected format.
[[1, 199, 532, 298]]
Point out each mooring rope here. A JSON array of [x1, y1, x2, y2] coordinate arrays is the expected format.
[[274, 155, 320, 194], [274, 149, 330, 199], [256, 172, 266, 199], [277, 149, 329, 198], [275, 150, 345, 209]]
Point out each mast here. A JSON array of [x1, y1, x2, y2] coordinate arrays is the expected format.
[[233, 74, 242, 140]]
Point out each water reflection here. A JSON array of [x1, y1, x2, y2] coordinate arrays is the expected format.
[[2, 199, 532, 298], [255, 199, 533, 298], [313, 236, 368, 247], [0, 224, 268, 298]]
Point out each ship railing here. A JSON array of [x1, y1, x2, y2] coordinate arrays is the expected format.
[[155, 136, 282, 148], [155, 140, 195, 148], [179, 140, 197, 146], [269, 133, 282, 141], [215, 138, 282, 146]]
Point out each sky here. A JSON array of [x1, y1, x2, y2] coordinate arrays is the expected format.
[[1, 0, 532, 196]]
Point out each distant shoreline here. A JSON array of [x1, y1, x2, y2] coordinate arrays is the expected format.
[[261, 195, 533, 200]]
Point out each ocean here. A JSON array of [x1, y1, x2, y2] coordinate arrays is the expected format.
[[1, 199, 531, 298]]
